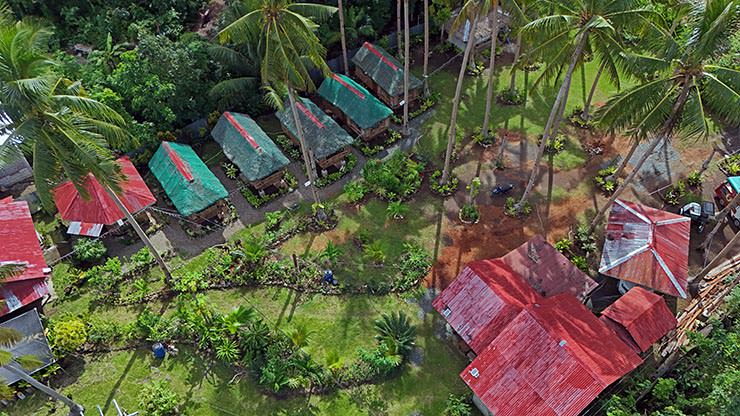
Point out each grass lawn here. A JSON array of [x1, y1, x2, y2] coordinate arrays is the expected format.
[[418, 60, 631, 165], [11, 290, 469, 416]]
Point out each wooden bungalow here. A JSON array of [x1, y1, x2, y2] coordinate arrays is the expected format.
[[316, 73, 393, 141], [148, 142, 229, 223], [352, 42, 423, 109], [211, 112, 290, 193], [275, 98, 355, 176]]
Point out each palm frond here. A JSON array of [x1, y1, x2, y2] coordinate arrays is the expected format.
[[701, 70, 740, 126], [0, 327, 22, 348], [15, 354, 43, 371]]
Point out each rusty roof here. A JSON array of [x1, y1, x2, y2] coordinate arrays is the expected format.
[[601, 287, 676, 353], [599, 199, 691, 298], [500, 235, 598, 301]]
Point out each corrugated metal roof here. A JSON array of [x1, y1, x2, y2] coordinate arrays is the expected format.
[[52, 157, 156, 225], [601, 287, 676, 353], [432, 259, 542, 353], [0, 199, 50, 315], [351, 42, 422, 97], [728, 176, 740, 193], [500, 235, 598, 301], [0, 308, 54, 384], [599, 199, 690, 298], [461, 295, 642, 416]]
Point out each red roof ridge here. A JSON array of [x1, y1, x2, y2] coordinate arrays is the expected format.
[[296, 101, 325, 129], [363, 42, 400, 71], [224, 111, 263, 153], [162, 142, 194, 182], [331, 73, 366, 100]]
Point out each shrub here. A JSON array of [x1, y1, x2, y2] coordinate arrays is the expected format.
[[571, 255, 589, 272], [172, 271, 209, 293], [663, 180, 688, 206], [719, 154, 740, 175], [497, 88, 525, 105], [574, 223, 597, 254], [343, 180, 368, 204], [273, 134, 301, 160], [569, 108, 596, 129], [687, 170, 702, 187], [222, 162, 239, 180], [504, 197, 532, 217], [539, 134, 568, 154], [320, 241, 343, 266], [73, 238, 107, 263], [394, 243, 432, 290], [430, 170, 460, 197], [315, 153, 357, 188], [471, 126, 494, 147], [594, 165, 619, 194], [386, 200, 408, 220], [460, 203, 479, 223], [444, 394, 472, 416], [139, 380, 180, 416], [49, 318, 88, 355], [87, 318, 121, 347], [264, 210, 284, 231], [363, 240, 387, 266], [554, 238, 573, 255], [130, 247, 152, 267], [362, 153, 424, 200], [374, 311, 416, 358]]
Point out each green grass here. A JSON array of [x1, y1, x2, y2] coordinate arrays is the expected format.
[[551, 139, 589, 171], [11, 290, 468, 416], [419, 60, 630, 165]]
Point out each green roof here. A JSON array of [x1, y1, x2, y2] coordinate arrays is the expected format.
[[317, 74, 392, 130], [148, 142, 228, 216], [352, 42, 422, 97], [211, 112, 290, 182], [729, 176, 740, 193], [275, 98, 355, 160]]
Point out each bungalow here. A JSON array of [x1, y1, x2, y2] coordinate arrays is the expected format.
[[52, 157, 157, 237], [275, 98, 354, 176], [148, 141, 229, 223], [211, 112, 290, 193], [316, 73, 393, 140], [0, 198, 51, 320], [351, 42, 423, 109], [599, 199, 691, 298]]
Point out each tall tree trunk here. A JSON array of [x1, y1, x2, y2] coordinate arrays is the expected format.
[[694, 229, 740, 283], [6, 364, 84, 416], [516, 31, 589, 212], [581, 59, 606, 120], [481, 1, 500, 139], [338, 0, 349, 74], [104, 186, 173, 283], [698, 143, 722, 175], [508, 33, 523, 92], [423, 0, 430, 95], [397, 0, 403, 58], [609, 137, 639, 182], [702, 191, 740, 261], [403, 0, 410, 135], [496, 133, 507, 166], [286, 87, 324, 220], [588, 77, 695, 232], [440, 15, 480, 184]]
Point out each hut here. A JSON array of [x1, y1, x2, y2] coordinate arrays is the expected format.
[[446, 6, 510, 51], [600, 287, 677, 354], [52, 157, 157, 237], [316, 73, 393, 140], [351, 42, 423, 109], [599, 199, 691, 298], [148, 142, 229, 222], [211, 112, 290, 193], [0, 198, 51, 319], [275, 98, 354, 176]]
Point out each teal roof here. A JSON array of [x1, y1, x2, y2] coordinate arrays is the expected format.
[[729, 176, 740, 193], [352, 42, 422, 97], [317, 74, 392, 130], [211, 112, 290, 182], [275, 98, 355, 160], [148, 142, 228, 216]]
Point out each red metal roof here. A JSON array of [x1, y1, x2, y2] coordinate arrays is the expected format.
[[52, 157, 156, 225], [601, 287, 676, 353], [432, 259, 542, 353], [599, 199, 691, 298], [500, 235, 598, 301], [0, 199, 50, 315], [461, 294, 642, 416]]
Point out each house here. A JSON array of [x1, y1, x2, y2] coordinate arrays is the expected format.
[[316, 73, 393, 140], [499, 235, 598, 300], [0, 198, 51, 320], [275, 98, 355, 176], [599, 199, 691, 298], [461, 294, 642, 416], [148, 141, 229, 222], [211, 112, 290, 193], [0, 308, 54, 384], [446, 6, 510, 51], [600, 287, 677, 354], [351, 42, 423, 109], [52, 157, 157, 237]]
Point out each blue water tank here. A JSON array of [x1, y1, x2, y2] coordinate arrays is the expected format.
[[152, 342, 166, 359]]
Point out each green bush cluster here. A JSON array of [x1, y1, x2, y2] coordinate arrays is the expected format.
[[49, 318, 88, 356], [497, 88, 525, 105], [594, 165, 619, 194], [139, 380, 180, 416], [362, 152, 424, 200], [504, 197, 532, 217], [73, 238, 107, 263], [430, 170, 460, 196]]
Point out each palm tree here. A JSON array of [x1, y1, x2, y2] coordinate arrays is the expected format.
[[218, 0, 336, 219], [338, 0, 349, 74], [515, 0, 648, 213], [481, 0, 501, 140], [403, 0, 411, 135], [397, 0, 403, 59], [440, 0, 484, 184], [589, 0, 740, 231], [0, 8, 173, 282], [0, 265, 84, 415], [506, 0, 538, 95], [374, 311, 416, 358], [423, 0, 430, 94]]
